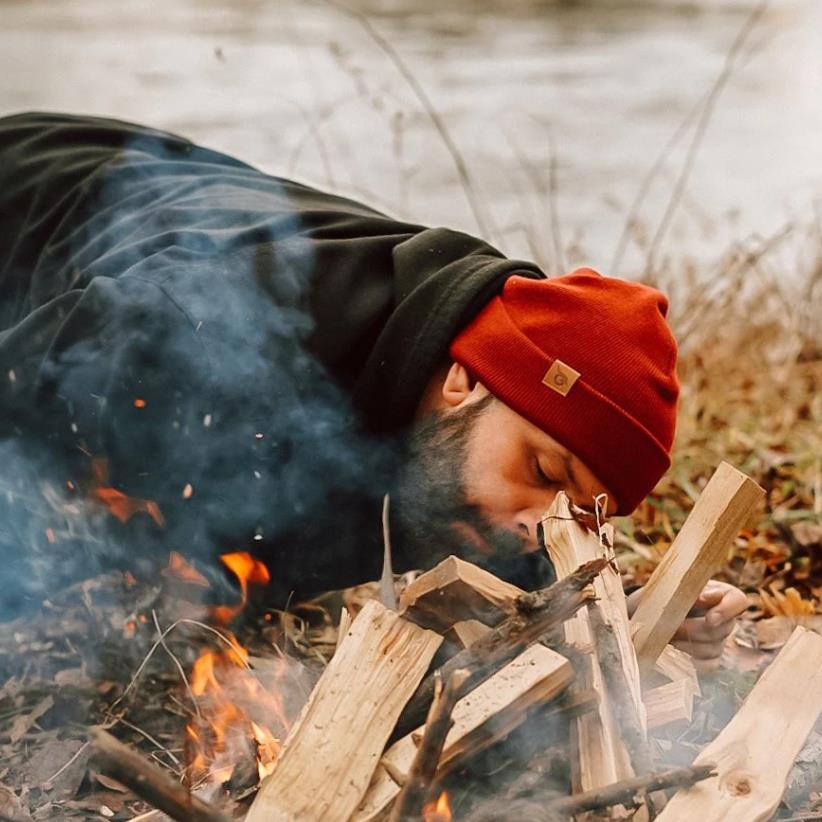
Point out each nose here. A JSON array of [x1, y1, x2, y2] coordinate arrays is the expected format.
[[514, 509, 544, 553]]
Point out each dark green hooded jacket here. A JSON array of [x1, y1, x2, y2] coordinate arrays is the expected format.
[[0, 111, 547, 610]]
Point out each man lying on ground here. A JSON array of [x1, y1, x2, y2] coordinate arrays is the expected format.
[[0, 112, 745, 668]]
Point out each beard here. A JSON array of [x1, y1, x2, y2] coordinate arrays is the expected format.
[[390, 396, 556, 591]]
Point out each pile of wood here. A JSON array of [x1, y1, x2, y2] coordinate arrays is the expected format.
[[89, 462, 822, 821]]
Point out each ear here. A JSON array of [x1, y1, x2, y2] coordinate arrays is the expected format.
[[441, 361, 477, 408]]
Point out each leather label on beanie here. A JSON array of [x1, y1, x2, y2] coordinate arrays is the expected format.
[[542, 359, 580, 396]]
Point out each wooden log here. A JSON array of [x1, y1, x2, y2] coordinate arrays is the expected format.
[[650, 643, 701, 696], [657, 626, 822, 822], [88, 728, 231, 822], [399, 555, 523, 632], [354, 644, 573, 822], [388, 669, 469, 822], [643, 679, 694, 731], [245, 600, 442, 822], [390, 558, 605, 744], [541, 493, 646, 803], [631, 462, 764, 671]]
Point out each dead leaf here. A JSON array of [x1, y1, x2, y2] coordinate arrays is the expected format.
[[0, 784, 32, 821], [26, 737, 88, 799], [792, 521, 822, 548], [94, 772, 129, 793], [10, 696, 54, 744]]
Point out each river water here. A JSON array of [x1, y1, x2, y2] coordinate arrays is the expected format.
[[1, 0, 820, 278]]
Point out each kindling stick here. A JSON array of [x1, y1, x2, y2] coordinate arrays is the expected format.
[[388, 669, 470, 822], [390, 558, 606, 744], [547, 764, 717, 816], [88, 728, 232, 822]]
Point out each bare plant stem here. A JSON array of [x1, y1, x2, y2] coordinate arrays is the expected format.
[[324, 0, 495, 240], [643, 0, 770, 279]]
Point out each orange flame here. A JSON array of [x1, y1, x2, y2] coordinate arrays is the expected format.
[[88, 458, 165, 527], [185, 551, 289, 788], [210, 551, 270, 625], [423, 791, 452, 822]]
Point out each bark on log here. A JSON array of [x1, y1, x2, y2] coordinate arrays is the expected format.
[[388, 669, 469, 822], [88, 728, 232, 822], [389, 558, 605, 744], [548, 764, 717, 816]]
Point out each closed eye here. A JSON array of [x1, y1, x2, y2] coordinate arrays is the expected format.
[[534, 458, 560, 487]]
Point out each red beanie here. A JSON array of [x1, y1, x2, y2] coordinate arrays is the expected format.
[[449, 269, 679, 515]]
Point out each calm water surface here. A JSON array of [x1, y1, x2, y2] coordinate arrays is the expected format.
[[1, 0, 820, 277]]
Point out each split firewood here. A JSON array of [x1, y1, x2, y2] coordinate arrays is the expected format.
[[88, 728, 232, 822], [390, 557, 606, 743], [399, 555, 523, 631], [631, 461, 764, 671], [354, 644, 573, 822], [541, 493, 647, 808], [649, 643, 701, 696], [547, 763, 717, 817], [444, 619, 492, 650], [643, 679, 694, 731], [388, 669, 469, 822], [657, 626, 822, 822], [246, 600, 442, 822]]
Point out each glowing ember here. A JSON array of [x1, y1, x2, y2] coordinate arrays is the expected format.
[[423, 791, 453, 822], [182, 482, 194, 499], [88, 458, 165, 526], [133, 397, 146, 408]]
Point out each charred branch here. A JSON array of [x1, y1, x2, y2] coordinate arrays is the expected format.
[[88, 727, 233, 822], [388, 669, 469, 822], [547, 763, 717, 817], [390, 558, 606, 743]]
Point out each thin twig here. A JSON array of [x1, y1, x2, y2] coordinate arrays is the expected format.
[[547, 763, 717, 816], [643, 0, 770, 278], [547, 128, 565, 273], [116, 717, 183, 769], [42, 740, 90, 788], [324, 0, 495, 240], [108, 617, 252, 716], [151, 610, 201, 719]]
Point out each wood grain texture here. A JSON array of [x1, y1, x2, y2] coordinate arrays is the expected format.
[[353, 644, 572, 822], [245, 600, 441, 822], [399, 555, 523, 632], [631, 461, 763, 669], [541, 494, 644, 808], [644, 679, 694, 731], [650, 644, 701, 696], [657, 626, 822, 822]]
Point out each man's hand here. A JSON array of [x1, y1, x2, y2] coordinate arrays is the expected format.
[[626, 580, 747, 672]]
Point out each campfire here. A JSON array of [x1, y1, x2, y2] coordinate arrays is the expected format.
[[2, 461, 822, 821]]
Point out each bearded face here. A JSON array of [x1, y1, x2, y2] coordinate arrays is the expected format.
[[391, 395, 557, 590]]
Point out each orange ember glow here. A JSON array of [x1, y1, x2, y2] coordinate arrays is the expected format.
[[88, 458, 165, 527], [133, 398, 146, 408], [163, 551, 210, 587], [210, 551, 270, 625], [423, 791, 453, 822]]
